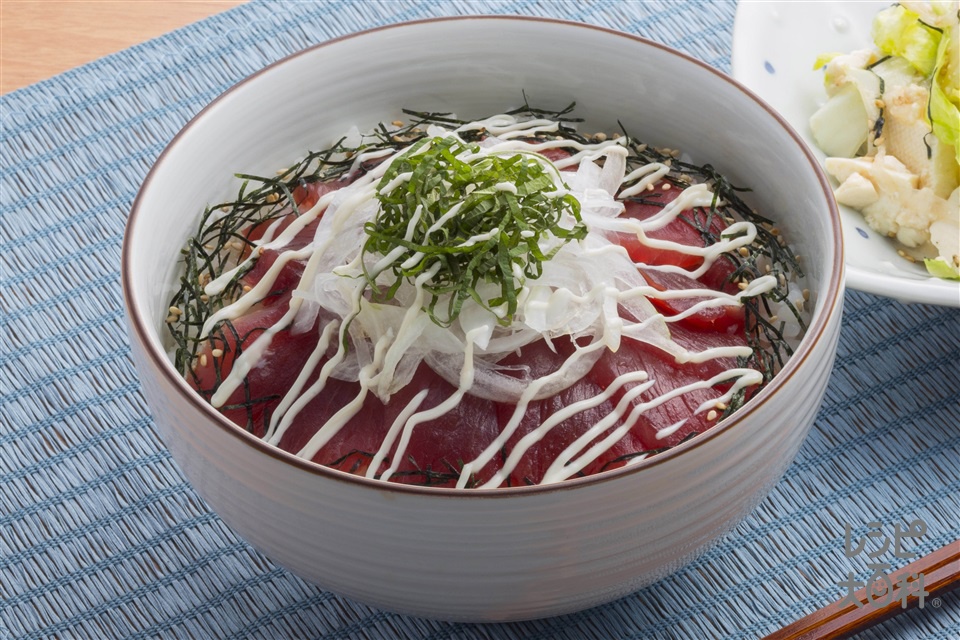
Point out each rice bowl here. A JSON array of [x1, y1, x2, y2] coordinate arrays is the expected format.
[[122, 16, 844, 621]]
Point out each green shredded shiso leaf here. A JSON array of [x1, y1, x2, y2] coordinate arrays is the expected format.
[[363, 135, 586, 327]]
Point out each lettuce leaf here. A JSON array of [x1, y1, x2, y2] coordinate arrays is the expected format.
[[872, 4, 942, 75], [930, 21, 960, 164], [924, 257, 960, 279], [872, 3, 959, 164], [813, 52, 842, 70]]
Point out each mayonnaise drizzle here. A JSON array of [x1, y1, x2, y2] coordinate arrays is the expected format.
[[196, 115, 786, 488]]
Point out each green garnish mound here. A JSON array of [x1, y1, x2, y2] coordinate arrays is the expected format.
[[362, 135, 586, 327]]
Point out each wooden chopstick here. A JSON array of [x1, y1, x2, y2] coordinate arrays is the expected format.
[[763, 539, 960, 640]]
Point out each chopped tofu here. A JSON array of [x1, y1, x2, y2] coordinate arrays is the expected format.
[[929, 188, 960, 269], [825, 153, 953, 248], [884, 83, 960, 198], [834, 171, 879, 209]]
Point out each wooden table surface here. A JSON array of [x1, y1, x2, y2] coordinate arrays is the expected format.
[[1, 1, 247, 95]]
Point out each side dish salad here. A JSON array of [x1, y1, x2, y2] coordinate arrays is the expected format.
[[166, 103, 808, 488], [810, 0, 959, 279]]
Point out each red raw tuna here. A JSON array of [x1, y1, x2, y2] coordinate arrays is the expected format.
[[489, 338, 616, 486], [615, 184, 739, 293], [188, 293, 322, 436], [239, 250, 306, 308], [189, 175, 350, 433], [639, 268, 744, 334], [241, 179, 349, 255], [585, 323, 745, 454], [193, 309, 746, 488], [480, 323, 748, 485], [276, 361, 502, 487], [276, 373, 388, 475], [364, 364, 501, 486], [536, 147, 573, 164], [191, 167, 756, 488]]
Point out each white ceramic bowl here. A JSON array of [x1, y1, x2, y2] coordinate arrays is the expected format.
[[123, 17, 845, 622]]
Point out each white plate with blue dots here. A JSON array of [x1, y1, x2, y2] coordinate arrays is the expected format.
[[732, 0, 959, 307]]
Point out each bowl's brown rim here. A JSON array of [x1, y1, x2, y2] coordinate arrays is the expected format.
[[122, 14, 844, 499]]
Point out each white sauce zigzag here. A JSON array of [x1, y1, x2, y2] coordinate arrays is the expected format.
[[199, 115, 779, 487]]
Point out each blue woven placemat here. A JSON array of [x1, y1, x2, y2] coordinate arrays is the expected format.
[[2, 1, 958, 638]]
